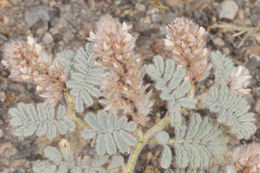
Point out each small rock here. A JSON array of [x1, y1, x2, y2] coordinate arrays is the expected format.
[[0, 142, 17, 158], [42, 33, 54, 45], [0, 129, 3, 138], [59, 4, 71, 13], [253, 87, 260, 97], [219, 0, 238, 20], [237, 10, 245, 20], [151, 39, 163, 54], [255, 35, 260, 45], [166, 0, 178, 7], [9, 83, 25, 93], [135, 3, 146, 12], [255, 99, 260, 113], [63, 31, 74, 42], [151, 13, 161, 23], [147, 7, 159, 15], [164, 12, 176, 24], [77, 22, 93, 37], [4, 92, 16, 106], [0, 0, 12, 7], [24, 5, 50, 25], [0, 91, 6, 102], [213, 37, 225, 47], [136, 16, 151, 31], [222, 47, 230, 55], [36, 26, 48, 35], [0, 15, 9, 25], [142, 16, 151, 24], [146, 151, 153, 162]]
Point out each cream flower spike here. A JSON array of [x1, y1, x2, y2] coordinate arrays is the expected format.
[[232, 143, 260, 173], [1, 37, 66, 104], [228, 66, 252, 95], [165, 17, 212, 82], [89, 15, 154, 125]]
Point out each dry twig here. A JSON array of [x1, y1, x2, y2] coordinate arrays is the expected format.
[[210, 22, 260, 48]]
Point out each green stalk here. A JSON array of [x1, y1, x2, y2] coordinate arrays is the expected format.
[[126, 115, 170, 173]]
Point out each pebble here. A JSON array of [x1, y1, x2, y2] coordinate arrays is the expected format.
[[0, 60, 3, 72], [77, 22, 93, 37], [135, 3, 146, 12], [255, 35, 260, 45], [63, 31, 74, 41], [151, 13, 161, 23], [147, 7, 159, 15], [253, 87, 260, 97], [9, 83, 25, 93], [219, 0, 238, 20], [255, 99, 260, 113], [165, 0, 178, 7], [0, 142, 17, 158], [24, 5, 51, 25], [42, 33, 54, 45], [0, 15, 9, 25], [135, 16, 151, 31], [36, 26, 48, 35], [0, 129, 3, 138], [151, 39, 163, 54], [213, 37, 225, 48], [141, 16, 151, 24], [222, 47, 230, 55], [164, 12, 176, 24], [0, 91, 6, 102]]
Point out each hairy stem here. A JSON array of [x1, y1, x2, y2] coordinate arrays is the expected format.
[[126, 115, 170, 173], [63, 88, 90, 129]]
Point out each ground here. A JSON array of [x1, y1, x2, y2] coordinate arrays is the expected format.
[[0, 0, 259, 172]]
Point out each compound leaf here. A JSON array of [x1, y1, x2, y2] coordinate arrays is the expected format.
[[160, 145, 172, 169], [210, 51, 235, 84], [82, 110, 137, 155], [170, 113, 228, 169], [145, 55, 196, 122], [9, 103, 75, 139], [107, 155, 124, 170], [43, 146, 62, 164], [66, 43, 103, 112], [202, 85, 256, 139]]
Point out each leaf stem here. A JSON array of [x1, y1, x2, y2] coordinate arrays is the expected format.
[[63, 88, 90, 129], [125, 115, 170, 172]]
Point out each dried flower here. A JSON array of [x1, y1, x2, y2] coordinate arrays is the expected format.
[[1, 37, 66, 103], [59, 139, 72, 155], [232, 143, 260, 173], [89, 15, 154, 125], [226, 165, 237, 173], [228, 66, 252, 95], [165, 17, 211, 82]]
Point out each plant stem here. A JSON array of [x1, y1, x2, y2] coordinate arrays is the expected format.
[[125, 115, 170, 173], [63, 88, 90, 129]]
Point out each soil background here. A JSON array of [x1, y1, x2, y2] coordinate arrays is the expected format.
[[0, 0, 259, 172]]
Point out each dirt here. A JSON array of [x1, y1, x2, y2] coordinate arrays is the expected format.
[[0, 0, 259, 172]]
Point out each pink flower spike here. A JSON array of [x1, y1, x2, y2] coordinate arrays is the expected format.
[[1, 37, 66, 104], [165, 17, 211, 82]]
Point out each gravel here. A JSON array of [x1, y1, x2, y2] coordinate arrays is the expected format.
[[0, 0, 259, 172], [24, 5, 51, 26], [219, 0, 239, 20]]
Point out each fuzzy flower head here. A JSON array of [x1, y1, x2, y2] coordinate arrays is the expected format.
[[90, 15, 154, 125], [165, 17, 211, 82], [228, 66, 252, 95], [1, 37, 66, 103], [89, 15, 136, 72], [232, 143, 260, 173]]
